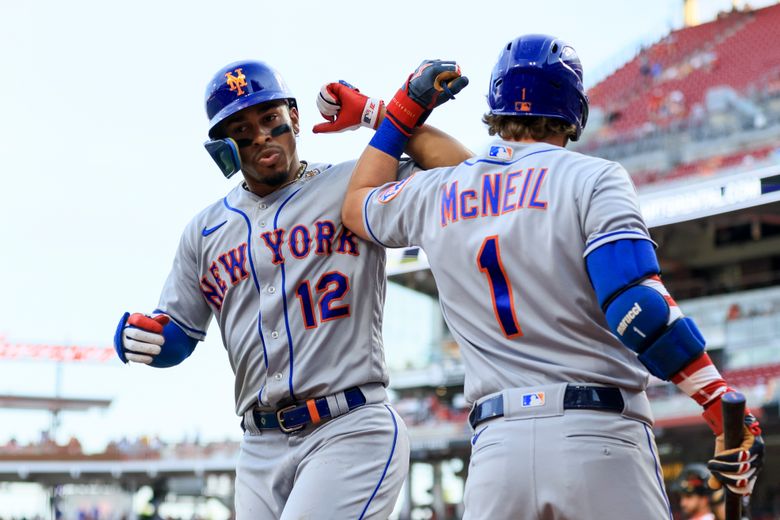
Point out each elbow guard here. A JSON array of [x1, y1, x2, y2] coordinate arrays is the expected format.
[[151, 318, 198, 368], [587, 239, 706, 380], [605, 287, 705, 380]]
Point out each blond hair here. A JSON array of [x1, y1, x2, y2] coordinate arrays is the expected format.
[[482, 113, 576, 141]]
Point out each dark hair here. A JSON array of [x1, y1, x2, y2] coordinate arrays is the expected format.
[[482, 113, 577, 141]]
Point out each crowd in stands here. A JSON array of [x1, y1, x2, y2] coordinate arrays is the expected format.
[[575, 2, 780, 187], [0, 432, 85, 460], [630, 144, 777, 186], [0, 433, 239, 462]]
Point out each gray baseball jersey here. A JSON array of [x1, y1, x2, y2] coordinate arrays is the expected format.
[[361, 140, 672, 519], [156, 159, 414, 415], [155, 158, 415, 519], [361, 140, 654, 406]]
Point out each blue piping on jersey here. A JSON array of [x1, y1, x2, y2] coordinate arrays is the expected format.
[[471, 425, 488, 446], [222, 196, 269, 368], [274, 188, 303, 400], [358, 405, 399, 520], [585, 229, 650, 250], [363, 188, 393, 248], [463, 147, 558, 167], [152, 308, 207, 336], [644, 423, 673, 519]]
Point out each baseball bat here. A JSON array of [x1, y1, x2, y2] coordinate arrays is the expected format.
[[722, 391, 746, 520]]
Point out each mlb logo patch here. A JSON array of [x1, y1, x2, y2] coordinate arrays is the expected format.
[[488, 146, 513, 161], [521, 392, 545, 408]]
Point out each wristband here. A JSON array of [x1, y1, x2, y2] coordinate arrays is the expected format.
[[369, 119, 408, 159]]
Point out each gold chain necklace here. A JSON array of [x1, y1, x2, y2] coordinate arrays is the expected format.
[[242, 161, 308, 192], [288, 160, 308, 186]]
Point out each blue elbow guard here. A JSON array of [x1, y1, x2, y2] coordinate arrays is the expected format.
[[605, 285, 706, 379], [586, 239, 660, 308], [589, 239, 706, 380], [604, 285, 670, 352], [150, 319, 198, 368], [638, 317, 706, 380]]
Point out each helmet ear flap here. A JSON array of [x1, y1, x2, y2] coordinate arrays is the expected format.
[[204, 138, 241, 179], [570, 95, 589, 141]]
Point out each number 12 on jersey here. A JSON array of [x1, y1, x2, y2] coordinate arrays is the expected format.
[[477, 236, 523, 338], [295, 271, 350, 329]]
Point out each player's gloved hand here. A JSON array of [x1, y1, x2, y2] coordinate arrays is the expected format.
[[312, 81, 384, 133], [707, 412, 765, 495], [115, 312, 170, 365], [385, 59, 469, 136]]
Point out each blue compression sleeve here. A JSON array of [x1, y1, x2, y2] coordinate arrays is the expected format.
[[149, 319, 198, 368], [586, 239, 659, 308]]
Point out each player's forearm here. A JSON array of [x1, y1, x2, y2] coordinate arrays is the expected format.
[[342, 147, 398, 239], [405, 125, 472, 170]]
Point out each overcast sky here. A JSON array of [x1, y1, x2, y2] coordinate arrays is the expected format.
[[0, 0, 769, 452]]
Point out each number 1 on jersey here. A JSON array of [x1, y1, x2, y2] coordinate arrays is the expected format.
[[477, 236, 523, 338]]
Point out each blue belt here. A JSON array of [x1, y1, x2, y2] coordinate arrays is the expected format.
[[468, 385, 625, 429], [244, 387, 367, 434]]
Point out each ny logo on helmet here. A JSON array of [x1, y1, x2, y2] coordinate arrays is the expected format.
[[225, 69, 248, 96]]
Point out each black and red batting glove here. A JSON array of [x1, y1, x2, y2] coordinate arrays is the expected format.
[[385, 60, 469, 136], [703, 400, 765, 495]]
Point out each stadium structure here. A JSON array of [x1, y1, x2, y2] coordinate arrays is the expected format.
[[2, 2, 780, 518]]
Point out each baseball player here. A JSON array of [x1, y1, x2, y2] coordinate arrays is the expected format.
[[337, 35, 765, 519], [113, 59, 470, 519], [674, 464, 717, 520]]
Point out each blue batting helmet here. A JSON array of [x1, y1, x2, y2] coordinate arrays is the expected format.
[[205, 60, 297, 138], [488, 34, 589, 140]]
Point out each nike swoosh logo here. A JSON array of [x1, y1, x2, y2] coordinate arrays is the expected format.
[[201, 220, 228, 237]]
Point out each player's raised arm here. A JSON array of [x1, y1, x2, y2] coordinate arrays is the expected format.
[[334, 60, 469, 239], [313, 77, 472, 171]]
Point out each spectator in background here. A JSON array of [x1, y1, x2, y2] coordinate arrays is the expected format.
[[676, 464, 716, 520], [65, 436, 82, 455], [726, 303, 742, 321], [651, 61, 663, 79], [640, 55, 651, 77]]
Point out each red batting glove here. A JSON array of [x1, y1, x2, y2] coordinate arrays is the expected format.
[[384, 60, 468, 136], [122, 313, 170, 365], [312, 81, 384, 133], [128, 313, 170, 332]]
